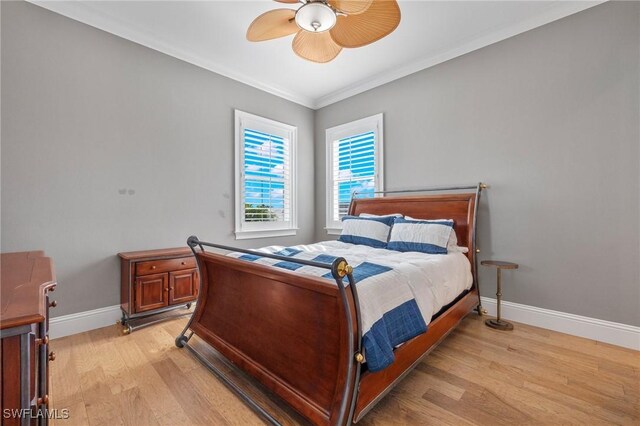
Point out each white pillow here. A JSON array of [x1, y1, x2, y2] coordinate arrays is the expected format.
[[405, 216, 468, 253], [387, 218, 453, 254], [338, 215, 395, 248]]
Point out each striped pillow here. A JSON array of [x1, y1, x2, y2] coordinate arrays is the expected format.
[[387, 218, 454, 254], [338, 215, 395, 248], [406, 216, 466, 253]]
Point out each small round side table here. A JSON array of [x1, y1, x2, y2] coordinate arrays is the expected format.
[[481, 260, 518, 331]]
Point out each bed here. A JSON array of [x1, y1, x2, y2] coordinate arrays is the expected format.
[[175, 184, 486, 425]]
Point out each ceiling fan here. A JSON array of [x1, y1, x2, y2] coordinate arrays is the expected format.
[[246, 0, 401, 63]]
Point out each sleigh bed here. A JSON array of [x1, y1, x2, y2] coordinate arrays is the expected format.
[[175, 184, 486, 425]]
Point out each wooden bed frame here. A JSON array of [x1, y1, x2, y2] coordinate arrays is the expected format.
[[175, 184, 486, 425]]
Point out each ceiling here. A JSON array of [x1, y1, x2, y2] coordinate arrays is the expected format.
[[30, 1, 603, 109]]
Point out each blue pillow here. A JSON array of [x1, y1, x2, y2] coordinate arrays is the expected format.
[[338, 215, 395, 248], [387, 218, 454, 254]]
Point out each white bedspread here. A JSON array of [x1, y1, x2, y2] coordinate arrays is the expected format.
[[231, 241, 473, 329], [286, 241, 473, 323]]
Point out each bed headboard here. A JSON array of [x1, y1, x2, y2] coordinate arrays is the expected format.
[[348, 193, 478, 260]]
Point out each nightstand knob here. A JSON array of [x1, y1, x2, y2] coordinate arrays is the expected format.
[[49, 300, 58, 308], [181, 261, 186, 265], [48, 351, 56, 361], [170, 287, 174, 291], [151, 265, 157, 270], [37, 395, 49, 406]]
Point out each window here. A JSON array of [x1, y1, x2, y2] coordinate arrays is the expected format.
[[325, 114, 384, 234], [235, 110, 297, 239]]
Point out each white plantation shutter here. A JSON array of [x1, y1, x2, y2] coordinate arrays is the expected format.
[[243, 129, 291, 223], [235, 111, 297, 239], [325, 114, 384, 233], [332, 132, 376, 220]]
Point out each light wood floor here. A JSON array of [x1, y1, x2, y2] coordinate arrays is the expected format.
[[49, 314, 640, 425]]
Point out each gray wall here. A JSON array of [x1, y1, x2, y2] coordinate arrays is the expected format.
[[1, 1, 315, 316], [314, 2, 640, 326], [2, 1, 639, 327]]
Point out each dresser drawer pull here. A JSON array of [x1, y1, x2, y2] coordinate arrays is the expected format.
[[37, 395, 49, 406], [49, 300, 58, 308], [36, 336, 49, 345], [181, 261, 186, 265], [151, 265, 157, 270], [48, 351, 56, 361]]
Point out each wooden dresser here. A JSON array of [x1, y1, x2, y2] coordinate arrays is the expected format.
[[1, 251, 57, 425], [118, 248, 198, 334]]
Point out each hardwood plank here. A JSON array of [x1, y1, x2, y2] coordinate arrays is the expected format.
[[359, 389, 475, 426], [154, 409, 193, 426], [48, 315, 639, 425], [112, 333, 186, 418], [461, 315, 638, 369], [49, 336, 85, 409], [151, 357, 231, 425], [87, 326, 138, 395], [399, 368, 466, 402], [115, 387, 160, 426], [56, 400, 89, 426], [423, 352, 626, 424], [186, 362, 267, 425]]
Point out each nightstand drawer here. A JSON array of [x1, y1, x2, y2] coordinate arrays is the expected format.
[[136, 256, 196, 276]]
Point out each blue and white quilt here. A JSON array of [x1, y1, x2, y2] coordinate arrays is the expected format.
[[228, 240, 473, 372]]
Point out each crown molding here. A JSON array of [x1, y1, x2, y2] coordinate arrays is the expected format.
[[29, 1, 605, 111], [28, 0, 317, 109], [313, 1, 606, 109]]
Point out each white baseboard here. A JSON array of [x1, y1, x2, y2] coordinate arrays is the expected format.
[[49, 305, 121, 339], [480, 297, 640, 351]]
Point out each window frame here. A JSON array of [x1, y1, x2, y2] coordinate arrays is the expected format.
[[234, 110, 298, 240], [325, 113, 384, 235]]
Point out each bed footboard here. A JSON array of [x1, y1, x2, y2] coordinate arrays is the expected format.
[[176, 238, 360, 425]]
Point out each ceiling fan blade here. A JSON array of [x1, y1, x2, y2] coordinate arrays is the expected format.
[[328, 0, 373, 15], [330, 0, 400, 48], [247, 9, 299, 42], [292, 31, 342, 63], [273, 0, 299, 3]]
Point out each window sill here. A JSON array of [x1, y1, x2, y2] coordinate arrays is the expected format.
[[235, 228, 298, 240], [325, 227, 342, 236]]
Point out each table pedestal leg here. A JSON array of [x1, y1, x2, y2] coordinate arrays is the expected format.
[[485, 268, 513, 330]]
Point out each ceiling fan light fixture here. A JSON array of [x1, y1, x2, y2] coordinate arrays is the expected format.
[[295, 2, 336, 33], [247, 0, 401, 63]]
